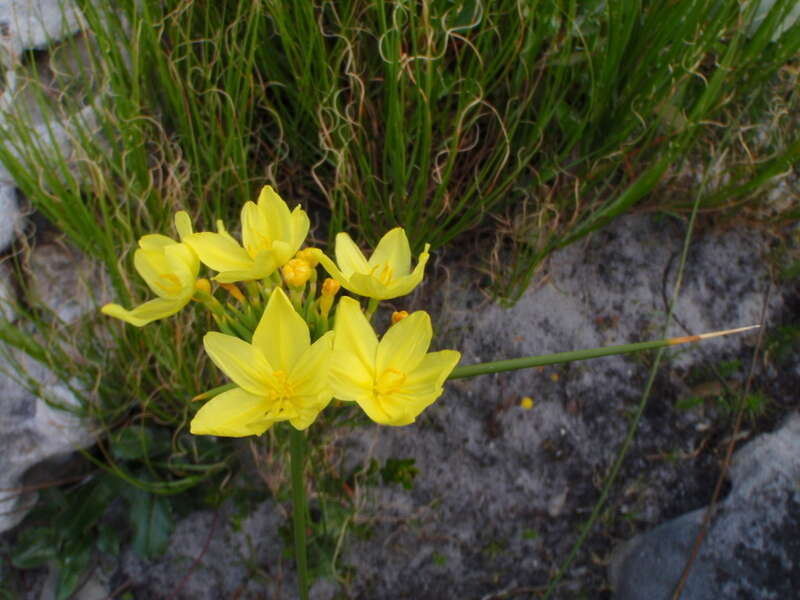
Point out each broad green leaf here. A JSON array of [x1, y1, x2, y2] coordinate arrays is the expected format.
[[129, 489, 173, 558]]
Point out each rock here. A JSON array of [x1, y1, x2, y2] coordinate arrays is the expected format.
[[119, 500, 289, 600], [0, 185, 22, 253], [609, 413, 800, 600], [27, 240, 108, 324], [0, 352, 94, 533], [0, 1, 84, 64]]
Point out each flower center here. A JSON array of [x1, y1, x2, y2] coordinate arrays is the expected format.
[[154, 273, 183, 296], [374, 368, 406, 400], [264, 370, 299, 421], [247, 230, 273, 258], [370, 263, 394, 285]]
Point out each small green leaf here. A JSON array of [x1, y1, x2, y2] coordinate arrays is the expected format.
[[380, 458, 419, 490], [129, 489, 173, 558], [55, 540, 92, 600], [97, 525, 121, 556], [11, 527, 57, 569], [111, 426, 171, 461]]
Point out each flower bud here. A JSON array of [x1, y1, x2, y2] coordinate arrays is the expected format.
[[321, 278, 340, 297], [195, 278, 211, 294], [296, 247, 320, 268], [282, 258, 312, 288], [520, 396, 534, 410], [391, 310, 409, 325], [319, 277, 340, 318], [220, 282, 246, 303]]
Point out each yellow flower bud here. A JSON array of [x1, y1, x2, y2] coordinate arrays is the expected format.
[[319, 278, 340, 319], [520, 396, 534, 410], [391, 310, 409, 325], [296, 247, 320, 268], [220, 282, 246, 303], [282, 258, 312, 288], [321, 278, 340, 297], [195, 278, 211, 294]]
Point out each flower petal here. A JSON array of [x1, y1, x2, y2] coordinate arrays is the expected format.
[[252, 287, 310, 372], [352, 392, 394, 425], [190, 387, 273, 437], [101, 297, 185, 327], [289, 331, 334, 399], [174, 211, 193, 240], [203, 332, 272, 396], [241, 201, 270, 256], [134, 248, 174, 298], [330, 297, 377, 401], [289, 205, 310, 252], [316, 252, 349, 288], [183, 232, 253, 273], [368, 227, 411, 276], [403, 349, 461, 391], [376, 311, 432, 374], [383, 244, 430, 298], [164, 243, 200, 289], [259, 186, 293, 244], [334, 232, 369, 278], [138, 234, 176, 251]]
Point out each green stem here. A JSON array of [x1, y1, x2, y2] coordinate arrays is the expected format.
[[290, 427, 310, 600], [448, 328, 754, 380], [365, 297, 380, 321]]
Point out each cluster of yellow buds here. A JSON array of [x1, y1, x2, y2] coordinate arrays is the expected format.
[[102, 186, 460, 435]]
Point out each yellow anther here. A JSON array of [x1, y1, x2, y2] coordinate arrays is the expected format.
[[520, 396, 534, 410], [220, 283, 246, 303], [391, 310, 409, 325], [296, 248, 320, 268], [282, 258, 312, 288], [321, 278, 340, 297], [194, 278, 211, 294]]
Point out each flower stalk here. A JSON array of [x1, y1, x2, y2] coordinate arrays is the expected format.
[[290, 427, 310, 600], [448, 326, 759, 380]]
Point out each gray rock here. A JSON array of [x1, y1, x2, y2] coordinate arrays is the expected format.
[[27, 240, 109, 324], [0, 185, 22, 253], [610, 413, 800, 600], [0, 1, 83, 64], [0, 353, 94, 533]]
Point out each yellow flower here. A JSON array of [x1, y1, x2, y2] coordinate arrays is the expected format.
[[315, 228, 429, 300], [191, 287, 334, 437], [184, 186, 309, 283], [330, 297, 460, 426], [101, 212, 199, 327]]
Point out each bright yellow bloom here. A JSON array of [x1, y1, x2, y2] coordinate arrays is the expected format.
[[520, 396, 534, 410], [183, 186, 309, 283], [315, 228, 429, 300], [101, 212, 199, 327], [191, 287, 334, 437], [330, 297, 460, 426], [282, 258, 313, 287]]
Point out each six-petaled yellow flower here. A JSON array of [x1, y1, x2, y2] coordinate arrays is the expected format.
[[184, 186, 309, 283], [191, 287, 334, 437], [330, 297, 460, 426], [315, 228, 429, 300], [101, 212, 199, 327]]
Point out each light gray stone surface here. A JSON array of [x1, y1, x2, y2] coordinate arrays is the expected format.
[[0, 1, 83, 63], [0, 354, 94, 533], [610, 413, 800, 600]]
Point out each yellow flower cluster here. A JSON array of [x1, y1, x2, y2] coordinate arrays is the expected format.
[[102, 186, 460, 434]]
